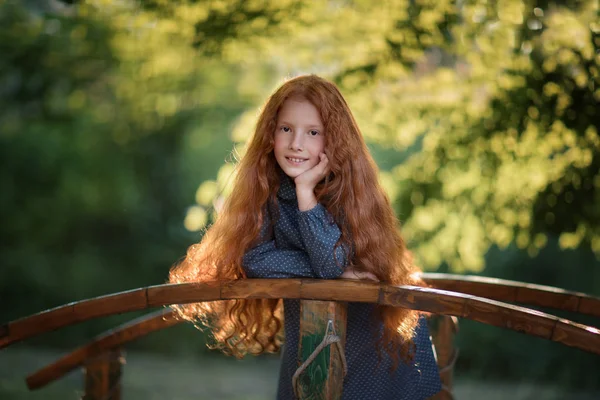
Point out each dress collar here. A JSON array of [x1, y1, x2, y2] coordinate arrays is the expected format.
[[277, 169, 297, 201]]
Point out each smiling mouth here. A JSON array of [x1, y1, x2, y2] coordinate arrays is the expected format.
[[286, 157, 308, 164]]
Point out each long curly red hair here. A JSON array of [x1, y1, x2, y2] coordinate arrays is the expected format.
[[169, 74, 423, 364]]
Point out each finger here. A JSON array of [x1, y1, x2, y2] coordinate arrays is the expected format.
[[318, 153, 329, 175], [322, 160, 331, 176]]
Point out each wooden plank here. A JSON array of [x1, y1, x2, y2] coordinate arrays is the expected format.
[[296, 301, 347, 400], [430, 315, 458, 400], [0, 283, 224, 349], [1, 304, 76, 349], [552, 319, 600, 355], [578, 297, 600, 318], [74, 289, 147, 321], [463, 297, 556, 339], [379, 285, 466, 316], [301, 279, 379, 303], [426, 277, 518, 302], [0, 288, 146, 349], [147, 282, 221, 307], [222, 279, 301, 300], [422, 273, 600, 317], [83, 348, 123, 400], [1, 288, 149, 350], [2, 279, 600, 358], [380, 285, 600, 355], [515, 288, 579, 313], [27, 309, 178, 390]]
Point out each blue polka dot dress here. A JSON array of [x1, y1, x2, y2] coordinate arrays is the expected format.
[[242, 173, 442, 400]]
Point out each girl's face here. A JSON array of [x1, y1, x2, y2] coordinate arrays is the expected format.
[[274, 97, 325, 179]]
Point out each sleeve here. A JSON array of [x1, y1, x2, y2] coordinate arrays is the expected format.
[[242, 205, 317, 279], [297, 203, 350, 279], [242, 240, 317, 278], [413, 316, 443, 397]]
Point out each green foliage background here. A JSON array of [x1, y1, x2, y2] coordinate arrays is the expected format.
[[1, 0, 599, 393]]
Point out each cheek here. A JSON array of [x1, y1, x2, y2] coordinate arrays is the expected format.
[[309, 138, 325, 156], [273, 135, 285, 154]]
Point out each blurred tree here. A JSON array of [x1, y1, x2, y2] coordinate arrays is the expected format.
[[197, 0, 599, 273], [187, 2, 600, 386], [377, 0, 600, 272], [1, 0, 598, 387], [0, 0, 295, 334]]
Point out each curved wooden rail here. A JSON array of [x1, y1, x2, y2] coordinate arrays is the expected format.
[[4, 275, 598, 351], [24, 274, 600, 391], [26, 309, 178, 390], [422, 273, 600, 318], [18, 276, 600, 391], [2, 279, 600, 355]]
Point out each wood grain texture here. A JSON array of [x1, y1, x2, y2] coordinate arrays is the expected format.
[[578, 297, 600, 318], [74, 289, 147, 320], [552, 319, 600, 355], [2, 279, 599, 358], [83, 348, 123, 400], [422, 273, 600, 317], [26, 309, 178, 390], [462, 298, 556, 339], [1, 304, 75, 349], [429, 315, 458, 400], [301, 279, 379, 303], [297, 301, 347, 400], [222, 279, 301, 300], [379, 286, 467, 316], [146, 283, 221, 307]]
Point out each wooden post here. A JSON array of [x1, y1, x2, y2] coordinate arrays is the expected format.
[[430, 315, 459, 400], [82, 348, 123, 400], [295, 300, 347, 400]]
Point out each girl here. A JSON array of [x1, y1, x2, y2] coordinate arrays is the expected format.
[[170, 75, 442, 399]]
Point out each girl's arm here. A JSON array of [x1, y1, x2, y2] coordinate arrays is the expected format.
[[243, 206, 317, 279], [294, 153, 349, 279], [296, 204, 349, 279], [242, 239, 317, 279]]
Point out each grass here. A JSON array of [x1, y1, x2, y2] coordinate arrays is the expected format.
[[1, 346, 599, 399], [1, 346, 279, 400]]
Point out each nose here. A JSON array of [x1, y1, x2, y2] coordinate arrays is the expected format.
[[289, 131, 304, 151]]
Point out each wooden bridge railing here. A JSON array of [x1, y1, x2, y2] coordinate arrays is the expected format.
[[423, 273, 600, 318], [2, 276, 600, 399]]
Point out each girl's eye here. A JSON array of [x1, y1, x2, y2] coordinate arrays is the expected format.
[[281, 126, 291, 133], [309, 130, 319, 136]]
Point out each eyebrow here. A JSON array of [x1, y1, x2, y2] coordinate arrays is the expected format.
[[278, 120, 323, 129]]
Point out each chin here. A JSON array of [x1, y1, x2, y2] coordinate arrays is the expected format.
[[277, 158, 315, 179], [282, 169, 302, 179]]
